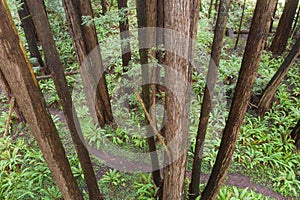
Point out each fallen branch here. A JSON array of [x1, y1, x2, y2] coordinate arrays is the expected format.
[[136, 92, 170, 157], [36, 70, 80, 80]]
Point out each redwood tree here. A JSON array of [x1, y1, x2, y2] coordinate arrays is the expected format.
[[201, 0, 277, 199], [0, 3, 83, 199], [258, 36, 300, 117], [162, 0, 200, 199], [18, 0, 47, 73], [269, 0, 299, 55], [189, 0, 231, 199], [26, 0, 103, 199], [136, 0, 162, 188], [117, 0, 131, 70], [63, 0, 114, 128]]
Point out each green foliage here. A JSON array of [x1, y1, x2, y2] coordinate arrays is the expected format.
[[217, 186, 274, 200], [0, 136, 62, 199]]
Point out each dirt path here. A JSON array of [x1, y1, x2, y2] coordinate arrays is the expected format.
[[198, 173, 293, 200]]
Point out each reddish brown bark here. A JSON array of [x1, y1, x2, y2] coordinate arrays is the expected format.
[[258, 36, 300, 117], [26, 0, 103, 199], [201, 0, 277, 199], [136, 0, 162, 188], [270, 0, 299, 55], [117, 0, 131, 70], [189, 0, 230, 199], [63, 0, 114, 128], [162, 0, 200, 199], [18, 0, 47, 74], [0, 3, 83, 199]]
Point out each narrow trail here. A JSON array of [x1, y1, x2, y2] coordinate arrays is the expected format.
[[197, 172, 293, 200]]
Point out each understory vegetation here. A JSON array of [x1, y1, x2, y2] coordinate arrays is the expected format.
[[0, 0, 299, 199]]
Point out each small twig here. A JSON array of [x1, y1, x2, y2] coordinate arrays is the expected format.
[[136, 93, 170, 157], [36, 70, 80, 80], [4, 97, 15, 137], [249, 102, 258, 109]]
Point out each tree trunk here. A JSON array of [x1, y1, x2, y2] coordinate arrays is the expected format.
[[269, 0, 299, 56], [201, 0, 276, 199], [291, 119, 300, 150], [235, 0, 246, 49], [269, 0, 279, 33], [117, 0, 131, 70], [101, 0, 108, 14], [189, 1, 230, 199], [136, 0, 162, 189], [18, 0, 47, 74], [208, 0, 214, 19], [162, 0, 200, 199], [0, 3, 83, 200], [63, 0, 114, 128], [291, 5, 300, 37], [258, 36, 300, 117], [25, 1, 103, 199]]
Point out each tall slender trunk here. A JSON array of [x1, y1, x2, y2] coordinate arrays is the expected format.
[[189, 1, 230, 199], [269, 0, 299, 55], [63, 0, 114, 128], [101, 0, 108, 14], [201, 0, 277, 199], [0, 3, 83, 199], [235, 0, 246, 50], [26, 1, 103, 199], [291, 5, 300, 37], [18, 0, 47, 74], [269, 0, 279, 33], [258, 36, 300, 117], [117, 0, 131, 70], [136, 0, 162, 188]]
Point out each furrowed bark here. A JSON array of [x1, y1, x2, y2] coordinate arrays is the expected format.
[[26, 1, 103, 199], [63, 0, 114, 128], [189, 0, 230, 199], [201, 0, 277, 199], [0, 2, 83, 199]]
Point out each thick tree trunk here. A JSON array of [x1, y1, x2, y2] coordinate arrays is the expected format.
[[291, 119, 300, 150], [201, 0, 276, 199], [25, 1, 103, 199], [258, 36, 300, 117], [63, 0, 114, 128], [0, 3, 83, 200], [117, 0, 131, 70], [136, 0, 162, 189], [162, 1, 200, 199], [189, 1, 230, 199], [18, 0, 47, 74], [269, 0, 299, 56]]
